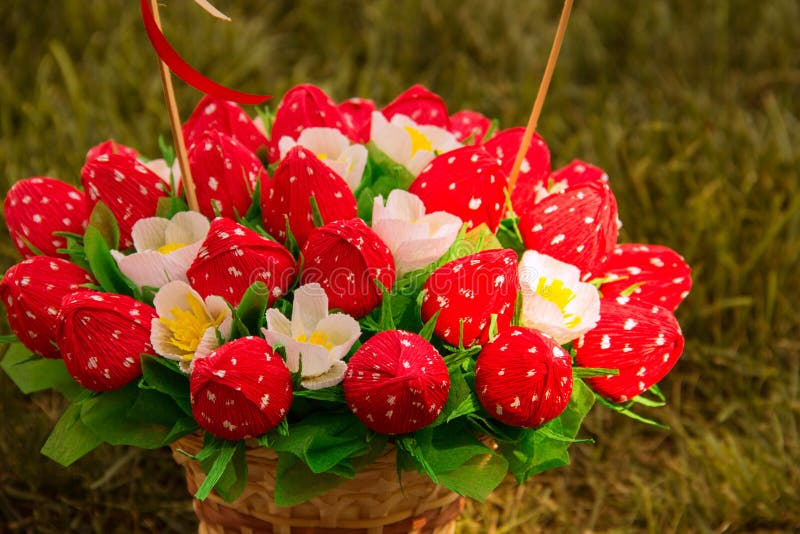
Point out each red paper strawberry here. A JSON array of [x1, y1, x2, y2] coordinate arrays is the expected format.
[[483, 127, 550, 212], [449, 110, 491, 144], [343, 330, 449, 435], [269, 84, 353, 161], [408, 145, 508, 231], [81, 153, 170, 248], [187, 217, 296, 307], [3, 177, 87, 258], [0, 257, 95, 358], [592, 244, 692, 312], [300, 218, 395, 318], [382, 84, 449, 129], [519, 181, 619, 276], [184, 95, 268, 155], [260, 145, 357, 247], [574, 297, 685, 402], [85, 139, 138, 162], [338, 97, 375, 143], [58, 290, 157, 391], [420, 249, 519, 347], [552, 159, 608, 189], [188, 130, 266, 219], [475, 326, 573, 428], [190, 336, 293, 440]]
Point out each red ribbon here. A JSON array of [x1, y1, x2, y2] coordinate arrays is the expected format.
[[140, 0, 270, 105]]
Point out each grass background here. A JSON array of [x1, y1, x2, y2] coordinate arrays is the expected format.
[[1, 0, 799, 532]]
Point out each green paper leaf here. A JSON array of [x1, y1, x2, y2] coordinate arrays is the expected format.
[[573, 367, 619, 378], [274, 452, 346, 507], [195, 440, 238, 501], [436, 452, 508, 501], [83, 226, 138, 298], [140, 355, 192, 416], [1, 344, 84, 399], [211, 441, 248, 502], [293, 387, 346, 404], [88, 201, 120, 250], [596, 394, 669, 429], [0, 334, 19, 344], [41, 403, 102, 467], [155, 196, 189, 219], [236, 281, 270, 334]]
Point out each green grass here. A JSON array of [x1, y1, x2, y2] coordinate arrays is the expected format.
[[1, 0, 799, 531]]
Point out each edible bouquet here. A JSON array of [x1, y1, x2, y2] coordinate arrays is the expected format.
[[0, 81, 691, 523]]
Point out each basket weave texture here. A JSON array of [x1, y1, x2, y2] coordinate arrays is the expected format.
[[170, 433, 463, 534]]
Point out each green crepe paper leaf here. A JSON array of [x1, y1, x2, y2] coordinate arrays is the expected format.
[[463, 223, 503, 252], [293, 386, 346, 404], [496, 218, 526, 255], [1, 344, 85, 399], [418, 310, 440, 342], [235, 281, 270, 334], [54, 231, 91, 272], [0, 335, 18, 343], [436, 452, 508, 501], [356, 186, 377, 222], [207, 440, 248, 503], [269, 412, 371, 474], [140, 355, 192, 415], [88, 201, 120, 250], [83, 226, 139, 298], [274, 452, 347, 507], [362, 142, 415, 195], [41, 403, 102, 467], [573, 367, 619, 379], [158, 135, 176, 168], [432, 364, 474, 426], [155, 196, 189, 219], [309, 195, 325, 227], [595, 394, 669, 429], [195, 440, 238, 501]]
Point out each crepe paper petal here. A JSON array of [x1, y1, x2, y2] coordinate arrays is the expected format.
[[301, 361, 348, 391], [140, 0, 270, 105]]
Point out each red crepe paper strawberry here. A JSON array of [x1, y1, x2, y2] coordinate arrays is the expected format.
[[338, 97, 375, 144], [184, 95, 268, 155], [343, 330, 449, 435], [592, 244, 692, 312], [420, 249, 519, 347], [483, 127, 551, 212], [58, 290, 156, 391], [382, 84, 450, 129], [269, 84, 354, 161], [552, 159, 608, 189], [519, 181, 619, 276], [187, 130, 265, 219], [475, 326, 573, 428], [574, 297, 685, 402], [3, 177, 87, 258], [449, 110, 492, 144], [261, 145, 357, 247], [85, 139, 138, 162], [408, 145, 508, 231], [190, 336, 293, 440], [187, 217, 296, 307], [0, 257, 95, 358], [300, 218, 395, 318], [81, 153, 170, 248]]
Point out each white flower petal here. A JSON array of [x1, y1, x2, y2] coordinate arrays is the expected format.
[[153, 280, 205, 319], [265, 308, 292, 337], [314, 313, 361, 361], [115, 250, 186, 289], [301, 361, 347, 390], [384, 189, 427, 221], [150, 318, 186, 359], [278, 135, 299, 160], [131, 217, 169, 251], [339, 144, 367, 191], [165, 211, 210, 245], [263, 329, 301, 373], [297, 127, 350, 158], [164, 241, 202, 276], [296, 342, 332, 377], [370, 112, 413, 167], [290, 283, 329, 337]]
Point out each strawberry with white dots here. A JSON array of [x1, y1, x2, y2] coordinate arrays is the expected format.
[[449, 110, 492, 144], [190, 336, 292, 441], [187, 129, 266, 220], [343, 330, 450, 435], [81, 152, 171, 249], [58, 290, 157, 391], [187, 217, 296, 307], [408, 145, 508, 232], [475, 326, 573, 428], [382, 84, 450, 130], [85, 139, 138, 162], [420, 249, 519, 347], [552, 159, 609, 189], [0, 257, 95, 358], [3, 177, 88, 259], [574, 296, 685, 402], [519, 180, 620, 276], [260, 145, 357, 248], [483, 128, 551, 212], [183, 95, 268, 155], [338, 97, 375, 144], [300, 218, 395, 318], [590, 244, 692, 312]]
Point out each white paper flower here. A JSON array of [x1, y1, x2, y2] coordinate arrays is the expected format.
[[372, 190, 463, 276], [110, 211, 209, 289], [150, 280, 233, 372], [144, 158, 182, 192], [370, 112, 461, 176], [262, 283, 361, 390], [278, 127, 367, 192], [518, 250, 601, 344]]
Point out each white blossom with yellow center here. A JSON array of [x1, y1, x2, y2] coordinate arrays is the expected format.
[[278, 127, 367, 192], [262, 283, 361, 390], [150, 280, 232, 373], [518, 250, 601, 344], [370, 111, 461, 176], [110, 211, 209, 289]]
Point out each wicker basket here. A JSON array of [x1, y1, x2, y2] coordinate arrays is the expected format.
[[170, 433, 464, 534]]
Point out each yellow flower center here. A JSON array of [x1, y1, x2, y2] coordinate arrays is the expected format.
[[157, 242, 186, 254], [536, 278, 582, 329], [403, 125, 433, 156], [317, 153, 328, 161], [159, 293, 225, 356], [296, 330, 334, 350]]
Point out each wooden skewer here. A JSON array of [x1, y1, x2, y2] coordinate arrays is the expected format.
[[150, 0, 200, 212], [507, 0, 574, 195]]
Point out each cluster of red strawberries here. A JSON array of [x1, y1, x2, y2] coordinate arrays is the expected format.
[[1, 84, 691, 440]]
